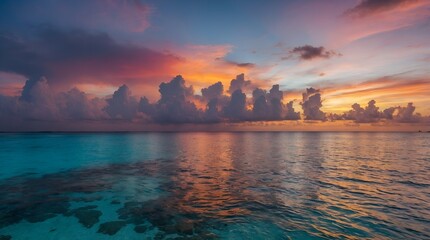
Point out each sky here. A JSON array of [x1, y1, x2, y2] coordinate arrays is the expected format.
[[0, 0, 429, 131]]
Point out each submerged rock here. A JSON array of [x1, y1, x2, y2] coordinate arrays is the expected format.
[[0, 235, 11, 240], [75, 205, 98, 211], [171, 232, 219, 240], [73, 206, 102, 228], [117, 199, 176, 227], [72, 195, 103, 202], [154, 231, 166, 240], [43, 201, 70, 215], [0, 199, 70, 228], [0, 160, 161, 230], [27, 213, 57, 223], [133, 225, 147, 233], [159, 224, 176, 234], [199, 232, 219, 239], [111, 200, 121, 205], [175, 219, 194, 235], [97, 221, 127, 235]]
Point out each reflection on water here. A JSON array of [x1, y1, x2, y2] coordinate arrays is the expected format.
[[0, 132, 429, 239]]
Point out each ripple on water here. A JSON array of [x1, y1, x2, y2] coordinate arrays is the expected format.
[[0, 132, 429, 239]]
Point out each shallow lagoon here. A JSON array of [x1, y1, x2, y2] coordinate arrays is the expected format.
[[0, 132, 429, 239]]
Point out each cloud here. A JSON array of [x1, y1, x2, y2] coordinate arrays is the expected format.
[[322, 77, 430, 114], [20, 77, 53, 104], [140, 75, 202, 123], [0, 76, 106, 123], [0, 0, 152, 33], [345, 0, 420, 18], [289, 45, 341, 60], [252, 88, 267, 101], [252, 90, 270, 121], [201, 82, 228, 122], [382, 107, 397, 119], [268, 85, 284, 101], [0, 74, 428, 130], [105, 85, 138, 120], [235, 63, 256, 68], [58, 88, 107, 120], [216, 58, 256, 69], [251, 85, 285, 121], [393, 102, 421, 123], [0, 71, 26, 96], [0, 27, 180, 88], [285, 101, 301, 120], [159, 75, 194, 103], [301, 88, 326, 121], [201, 82, 224, 101], [344, 100, 381, 123], [18, 77, 59, 120], [269, 97, 284, 120], [102, 0, 152, 32], [205, 99, 222, 123], [343, 100, 423, 123], [228, 73, 252, 94], [0, 29, 269, 99], [223, 89, 248, 121]]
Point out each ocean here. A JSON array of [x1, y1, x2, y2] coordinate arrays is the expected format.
[[0, 132, 429, 239]]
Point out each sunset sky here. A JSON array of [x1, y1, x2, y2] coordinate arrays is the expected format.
[[0, 0, 429, 131]]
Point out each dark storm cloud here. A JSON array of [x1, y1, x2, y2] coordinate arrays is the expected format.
[[17, 77, 59, 120], [345, 0, 418, 17], [0, 77, 106, 123], [382, 107, 397, 119], [285, 101, 301, 120], [205, 98, 222, 123], [252, 93, 270, 121], [393, 103, 421, 123], [201, 82, 224, 101], [105, 85, 138, 120], [0, 33, 45, 78], [343, 100, 423, 123], [251, 85, 285, 121], [223, 89, 248, 121], [290, 45, 341, 61], [252, 88, 267, 101], [344, 100, 381, 123], [140, 75, 203, 123], [269, 98, 284, 120], [58, 88, 106, 120], [0, 74, 428, 130], [201, 82, 228, 123], [0, 27, 180, 86], [215, 58, 256, 69], [301, 88, 326, 121], [228, 74, 252, 94], [159, 75, 194, 103], [235, 62, 256, 68], [0, 0, 152, 33], [267, 85, 283, 101], [267, 85, 285, 120]]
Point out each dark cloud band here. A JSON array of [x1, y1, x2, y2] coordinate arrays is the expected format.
[[0, 74, 427, 131], [289, 45, 341, 61]]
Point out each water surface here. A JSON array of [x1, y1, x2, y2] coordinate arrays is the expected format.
[[0, 132, 429, 239]]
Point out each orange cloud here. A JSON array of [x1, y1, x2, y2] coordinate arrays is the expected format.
[[170, 44, 270, 95], [322, 77, 430, 114]]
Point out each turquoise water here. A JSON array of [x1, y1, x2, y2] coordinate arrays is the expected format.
[[0, 132, 429, 239]]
